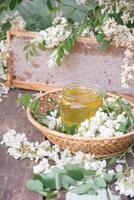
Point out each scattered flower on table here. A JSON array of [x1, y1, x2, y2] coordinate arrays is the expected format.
[[1, 129, 134, 198], [115, 168, 134, 198]]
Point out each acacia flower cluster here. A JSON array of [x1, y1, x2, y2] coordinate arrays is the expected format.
[[115, 168, 134, 198], [37, 97, 133, 139], [39, 17, 72, 49], [0, 129, 107, 176], [77, 110, 127, 138], [1, 129, 52, 161], [0, 11, 26, 31], [23, 0, 134, 87], [102, 17, 134, 87], [31, 16, 72, 68], [0, 40, 8, 81], [1, 129, 134, 198], [45, 109, 61, 130]]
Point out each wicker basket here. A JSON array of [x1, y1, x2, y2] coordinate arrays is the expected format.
[[27, 89, 134, 158]]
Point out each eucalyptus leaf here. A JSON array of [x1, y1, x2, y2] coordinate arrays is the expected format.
[[62, 175, 76, 189], [26, 179, 43, 192], [95, 177, 106, 188], [64, 164, 79, 171], [55, 172, 62, 190], [71, 183, 92, 195], [67, 169, 84, 181], [33, 174, 56, 190], [103, 173, 114, 183], [81, 169, 96, 176]]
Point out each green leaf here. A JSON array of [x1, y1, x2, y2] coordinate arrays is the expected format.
[[82, 169, 96, 176], [115, 172, 124, 180], [21, 94, 31, 109], [103, 173, 114, 183], [64, 164, 79, 171], [38, 42, 46, 50], [0, 4, 5, 13], [101, 91, 107, 98], [55, 172, 62, 190], [71, 183, 92, 195], [96, 33, 105, 44], [95, 177, 106, 188], [61, 175, 69, 190], [88, 0, 97, 11], [26, 179, 43, 192], [46, 191, 58, 199], [48, 7, 59, 16], [38, 190, 58, 198], [17, 0, 23, 3], [2, 21, 12, 32], [108, 157, 117, 166], [67, 169, 84, 181], [34, 174, 56, 190], [47, 0, 53, 10], [38, 190, 47, 197], [9, 0, 17, 10], [51, 167, 65, 176], [63, 124, 78, 135], [30, 99, 39, 114], [87, 189, 98, 195], [101, 40, 110, 52], [56, 56, 62, 65], [68, 18, 74, 24], [62, 175, 76, 189], [117, 122, 127, 133]]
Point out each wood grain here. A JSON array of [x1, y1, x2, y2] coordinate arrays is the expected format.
[[0, 90, 43, 200]]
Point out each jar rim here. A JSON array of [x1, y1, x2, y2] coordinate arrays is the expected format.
[[63, 82, 102, 101]]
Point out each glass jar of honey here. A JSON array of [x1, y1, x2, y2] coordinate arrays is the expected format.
[[60, 83, 103, 127]]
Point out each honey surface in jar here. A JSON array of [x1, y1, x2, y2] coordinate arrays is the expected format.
[[60, 84, 103, 127]]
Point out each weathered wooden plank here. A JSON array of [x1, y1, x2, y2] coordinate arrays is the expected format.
[[0, 90, 43, 200]]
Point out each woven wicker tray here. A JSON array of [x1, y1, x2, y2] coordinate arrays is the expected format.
[[27, 89, 134, 158]]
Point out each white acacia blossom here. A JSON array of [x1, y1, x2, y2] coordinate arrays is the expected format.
[[77, 109, 126, 138], [33, 17, 72, 49], [0, 11, 26, 30], [1, 129, 134, 198], [1, 129, 107, 175], [31, 16, 72, 68], [97, 0, 133, 16], [102, 17, 134, 87], [1, 129, 52, 161], [0, 40, 8, 81], [115, 168, 134, 198], [77, 97, 130, 138]]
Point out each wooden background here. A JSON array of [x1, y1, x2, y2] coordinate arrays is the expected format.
[[7, 30, 134, 95]]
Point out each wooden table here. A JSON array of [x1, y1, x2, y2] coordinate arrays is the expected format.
[[0, 89, 133, 200]]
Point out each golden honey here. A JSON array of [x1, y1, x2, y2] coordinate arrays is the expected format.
[[60, 83, 103, 127]]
